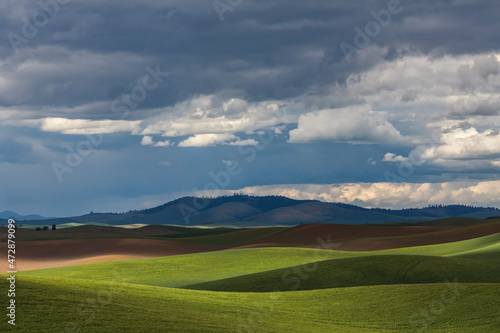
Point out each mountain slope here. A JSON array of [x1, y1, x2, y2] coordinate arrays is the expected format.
[[13, 195, 500, 226], [0, 210, 50, 221]]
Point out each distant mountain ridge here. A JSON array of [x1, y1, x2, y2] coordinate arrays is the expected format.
[[0, 210, 50, 221], [6, 195, 500, 226]]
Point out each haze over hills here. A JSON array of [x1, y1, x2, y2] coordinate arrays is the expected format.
[[0, 210, 50, 221], [6, 195, 500, 227]]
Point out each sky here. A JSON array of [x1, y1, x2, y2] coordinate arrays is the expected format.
[[1, 0, 500, 216]]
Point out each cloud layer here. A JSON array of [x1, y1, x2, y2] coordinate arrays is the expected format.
[[224, 181, 500, 209], [2, 1, 500, 215]]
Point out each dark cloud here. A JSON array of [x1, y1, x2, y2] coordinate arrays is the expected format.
[[1, 0, 499, 112]]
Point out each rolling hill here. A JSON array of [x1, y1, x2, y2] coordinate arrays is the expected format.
[[184, 255, 500, 292], [3, 219, 500, 272], [19, 233, 500, 287], [0, 210, 50, 221], [239, 220, 500, 250], [1, 277, 498, 332], [3, 223, 499, 332], [12, 195, 500, 226]]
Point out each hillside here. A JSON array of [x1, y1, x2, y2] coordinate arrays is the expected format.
[[13, 195, 500, 227], [20, 234, 500, 286], [4, 224, 499, 332], [0, 210, 50, 221], [184, 255, 500, 292], [1, 277, 498, 332]]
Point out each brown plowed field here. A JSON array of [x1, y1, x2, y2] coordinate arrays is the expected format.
[[239, 221, 500, 251], [0, 238, 227, 271]]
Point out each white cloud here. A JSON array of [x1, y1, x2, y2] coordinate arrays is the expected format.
[[140, 135, 172, 147], [218, 181, 500, 209], [39, 117, 141, 135], [344, 53, 500, 104], [153, 140, 172, 147], [383, 123, 500, 171], [421, 127, 500, 159], [178, 133, 237, 147], [288, 105, 404, 144], [328, 53, 500, 139], [430, 158, 500, 170], [140, 136, 154, 146], [140, 95, 294, 138], [382, 153, 408, 163], [228, 139, 259, 146], [178, 133, 259, 147]]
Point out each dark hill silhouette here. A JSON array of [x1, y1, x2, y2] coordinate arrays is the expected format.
[[0, 210, 50, 221], [10, 194, 500, 226]]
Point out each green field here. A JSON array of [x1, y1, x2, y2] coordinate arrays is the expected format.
[[2, 230, 499, 332], [184, 255, 500, 292], [19, 233, 500, 287], [1, 277, 498, 332]]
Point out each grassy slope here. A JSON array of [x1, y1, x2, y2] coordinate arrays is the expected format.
[[184, 255, 500, 292], [3, 233, 499, 332], [19, 247, 338, 288], [378, 232, 500, 263], [20, 233, 500, 288], [448, 240, 500, 262], [1, 277, 498, 333]]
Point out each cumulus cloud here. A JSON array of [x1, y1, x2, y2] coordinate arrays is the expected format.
[[228, 139, 259, 146], [288, 105, 404, 144], [140, 95, 294, 138], [178, 133, 257, 147], [221, 182, 500, 209], [153, 140, 173, 147], [383, 124, 500, 171], [338, 53, 500, 123], [428, 158, 500, 171], [140, 136, 154, 146], [38, 118, 142, 135], [382, 153, 408, 163], [421, 127, 500, 160], [140, 136, 172, 147]]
